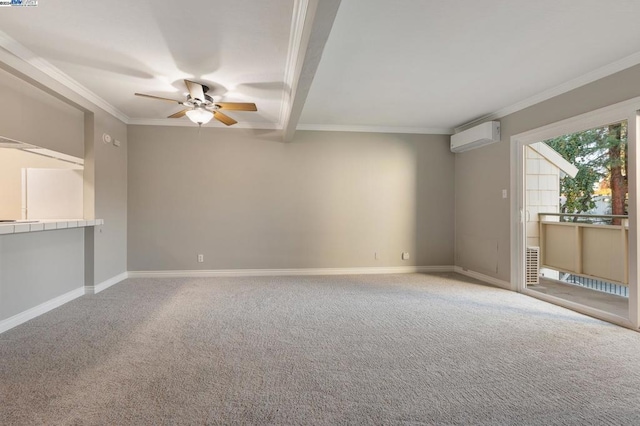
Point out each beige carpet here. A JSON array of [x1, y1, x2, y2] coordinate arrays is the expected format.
[[2, 272, 640, 425]]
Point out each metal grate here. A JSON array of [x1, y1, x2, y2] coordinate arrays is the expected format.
[[562, 274, 629, 297], [526, 246, 540, 285]]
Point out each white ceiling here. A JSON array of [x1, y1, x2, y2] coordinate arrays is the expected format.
[[2, 0, 640, 134], [300, 0, 640, 133], [0, 0, 294, 127]]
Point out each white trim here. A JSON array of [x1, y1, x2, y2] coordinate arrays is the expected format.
[[85, 272, 128, 295], [513, 97, 640, 146], [127, 118, 280, 130], [511, 131, 526, 294], [0, 287, 84, 334], [0, 30, 129, 123], [456, 51, 640, 132], [453, 266, 513, 291], [128, 265, 453, 278], [296, 124, 454, 135], [629, 112, 640, 328]]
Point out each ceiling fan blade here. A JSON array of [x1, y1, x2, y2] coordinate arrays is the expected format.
[[168, 109, 189, 119], [135, 93, 183, 103], [213, 111, 238, 126], [215, 102, 257, 111], [184, 80, 205, 102]]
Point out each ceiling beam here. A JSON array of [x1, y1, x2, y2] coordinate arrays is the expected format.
[[281, 0, 341, 142]]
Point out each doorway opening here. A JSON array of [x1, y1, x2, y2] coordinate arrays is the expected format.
[[523, 121, 629, 319], [512, 101, 639, 328]]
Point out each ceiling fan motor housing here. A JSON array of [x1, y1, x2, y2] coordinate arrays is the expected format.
[[186, 93, 215, 108], [134, 79, 256, 126]]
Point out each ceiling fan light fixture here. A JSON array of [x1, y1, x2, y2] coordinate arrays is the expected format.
[[135, 80, 257, 127], [186, 107, 213, 125]]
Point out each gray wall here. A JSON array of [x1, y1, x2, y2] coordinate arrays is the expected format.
[[0, 229, 84, 321], [0, 66, 88, 323], [128, 127, 454, 270], [92, 111, 128, 284], [0, 62, 127, 324], [0, 67, 84, 157], [455, 63, 640, 282]]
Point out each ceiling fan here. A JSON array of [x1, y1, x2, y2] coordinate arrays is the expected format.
[[135, 80, 257, 126]]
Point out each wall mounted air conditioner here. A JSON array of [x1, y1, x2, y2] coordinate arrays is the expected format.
[[450, 121, 500, 153]]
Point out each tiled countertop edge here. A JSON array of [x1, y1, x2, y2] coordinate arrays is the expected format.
[[0, 219, 104, 235]]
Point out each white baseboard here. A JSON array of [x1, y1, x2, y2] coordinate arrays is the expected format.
[[453, 266, 514, 290], [85, 272, 129, 295], [128, 265, 454, 278], [0, 266, 463, 335], [0, 287, 85, 334]]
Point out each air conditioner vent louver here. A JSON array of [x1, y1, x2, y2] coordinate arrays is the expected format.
[[526, 246, 540, 285]]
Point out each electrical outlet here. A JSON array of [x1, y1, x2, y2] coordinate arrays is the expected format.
[[402, 252, 410, 260], [197, 254, 204, 263], [374, 252, 378, 260]]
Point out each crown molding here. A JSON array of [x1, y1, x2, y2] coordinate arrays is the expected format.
[[455, 50, 640, 133], [296, 123, 454, 135], [127, 118, 281, 130], [0, 29, 130, 123]]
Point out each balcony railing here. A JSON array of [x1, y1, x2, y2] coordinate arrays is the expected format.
[[559, 273, 629, 297], [538, 213, 629, 285]]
